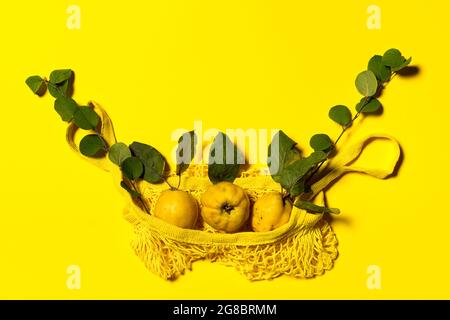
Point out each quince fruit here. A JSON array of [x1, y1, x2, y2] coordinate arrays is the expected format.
[[154, 190, 199, 229], [200, 181, 250, 233], [251, 192, 292, 232]]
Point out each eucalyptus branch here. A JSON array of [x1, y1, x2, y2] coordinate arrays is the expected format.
[[130, 180, 150, 214], [305, 69, 406, 187], [280, 49, 413, 201], [305, 98, 369, 185]]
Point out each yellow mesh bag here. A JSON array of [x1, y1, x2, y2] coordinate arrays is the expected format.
[[66, 102, 401, 281]]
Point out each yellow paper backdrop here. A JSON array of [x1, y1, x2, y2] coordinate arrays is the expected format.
[[0, 0, 448, 299]]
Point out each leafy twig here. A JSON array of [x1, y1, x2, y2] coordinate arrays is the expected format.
[[306, 96, 370, 184], [130, 181, 150, 214], [267, 49, 412, 206]]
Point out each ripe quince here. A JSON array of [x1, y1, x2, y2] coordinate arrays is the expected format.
[[251, 192, 292, 232], [154, 190, 199, 229], [200, 181, 250, 233]]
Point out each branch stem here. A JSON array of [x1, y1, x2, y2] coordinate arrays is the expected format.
[[130, 180, 150, 214], [306, 95, 371, 184]]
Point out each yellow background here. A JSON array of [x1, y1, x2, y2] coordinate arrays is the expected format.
[[0, 0, 448, 299]]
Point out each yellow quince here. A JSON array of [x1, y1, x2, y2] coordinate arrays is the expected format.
[[251, 192, 292, 232], [154, 190, 199, 229], [200, 181, 250, 233]]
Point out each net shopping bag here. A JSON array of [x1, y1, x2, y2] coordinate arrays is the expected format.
[[66, 102, 401, 280]]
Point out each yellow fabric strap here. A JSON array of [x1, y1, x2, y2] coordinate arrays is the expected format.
[[310, 134, 401, 199], [123, 202, 322, 245]]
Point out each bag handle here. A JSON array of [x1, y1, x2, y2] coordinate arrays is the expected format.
[[310, 134, 401, 198], [66, 101, 117, 172]]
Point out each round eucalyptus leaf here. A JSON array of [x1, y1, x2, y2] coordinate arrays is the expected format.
[[121, 156, 144, 180], [54, 96, 78, 122], [382, 49, 405, 68], [79, 134, 107, 157], [25, 76, 47, 96], [129, 141, 166, 184], [355, 70, 378, 97], [109, 142, 132, 166], [48, 79, 73, 98], [310, 134, 333, 151], [49, 69, 73, 84], [368, 55, 391, 82], [73, 106, 100, 130], [356, 97, 381, 113], [329, 105, 352, 126]]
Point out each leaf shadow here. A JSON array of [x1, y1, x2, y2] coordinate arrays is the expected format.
[[364, 65, 420, 114], [315, 189, 353, 227], [67, 71, 76, 98], [396, 65, 420, 77], [323, 212, 353, 227]]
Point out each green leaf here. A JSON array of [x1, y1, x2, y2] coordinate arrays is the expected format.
[[355, 70, 378, 97], [208, 132, 243, 184], [176, 130, 197, 175], [109, 142, 132, 166], [329, 105, 352, 126], [48, 69, 74, 98], [48, 83, 62, 98], [284, 148, 302, 166], [368, 55, 391, 83], [289, 178, 306, 197], [310, 134, 333, 152], [49, 69, 73, 84], [121, 156, 144, 180], [79, 134, 107, 157], [54, 96, 78, 122], [120, 181, 140, 198], [48, 78, 73, 98], [59, 78, 73, 96], [73, 106, 100, 130], [129, 141, 166, 184], [382, 49, 405, 68], [25, 76, 47, 96], [391, 56, 412, 72], [356, 97, 381, 113], [355, 97, 368, 112], [294, 199, 340, 214], [48, 83, 58, 98], [278, 151, 327, 193], [267, 130, 300, 183]]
